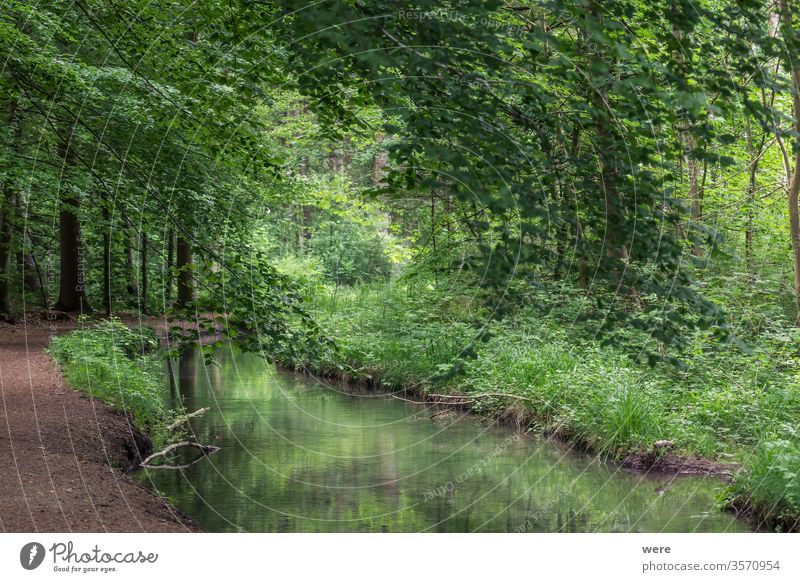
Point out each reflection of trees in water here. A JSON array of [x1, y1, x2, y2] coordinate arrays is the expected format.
[[166, 348, 200, 402], [178, 348, 198, 400], [144, 346, 743, 533]]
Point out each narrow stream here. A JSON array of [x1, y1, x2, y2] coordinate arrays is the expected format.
[[137, 344, 750, 532]]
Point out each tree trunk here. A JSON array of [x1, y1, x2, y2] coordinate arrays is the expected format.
[[101, 199, 111, 316], [297, 206, 312, 251], [140, 233, 148, 314], [302, 206, 313, 244], [586, 2, 627, 288], [556, 125, 582, 281], [53, 197, 90, 312], [372, 151, 387, 186], [126, 229, 139, 300], [11, 191, 46, 308], [779, 0, 800, 325], [20, 249, 45, 308], [0, 98, 21, 317], [176, 234, 194, 308], [0, 200, 13, 317], [165, 229, 175, 309], [53, 128, 90, 313], [53, 197, 88, 312], [744, 114, 759, 280], [687, 144, 703, 256], [22, 230, 48, 308]]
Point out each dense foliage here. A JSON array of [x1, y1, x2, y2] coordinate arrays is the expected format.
[[3, 0, 800, 530]]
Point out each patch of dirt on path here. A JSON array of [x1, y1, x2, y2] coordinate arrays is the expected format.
[[0, 320, 199, 532]]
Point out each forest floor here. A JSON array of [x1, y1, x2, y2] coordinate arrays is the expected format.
[[0, 318, 198, 532]]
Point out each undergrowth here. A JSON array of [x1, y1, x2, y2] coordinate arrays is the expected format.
[[310, 282, 800, 531], [48, 318, 174, 449]]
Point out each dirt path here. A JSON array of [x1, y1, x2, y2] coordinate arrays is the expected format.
[[0, 320, 198, 532]]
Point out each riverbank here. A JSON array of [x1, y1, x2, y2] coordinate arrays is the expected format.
[[304, 284, 800, 532], [145, 342, 749, 532], [18, 309, 792, 532], [295, 359, 784, 532], [0, 319, 198, 532]]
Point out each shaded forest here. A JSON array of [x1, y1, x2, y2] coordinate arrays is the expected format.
[[3, 0, 800, 530]]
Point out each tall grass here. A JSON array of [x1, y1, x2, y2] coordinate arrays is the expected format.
[[727, 439, 800, 531], [48, 318, 172, 447], [310, 282, 800, 529]]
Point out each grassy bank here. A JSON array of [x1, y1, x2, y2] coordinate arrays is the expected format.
[[48, 318, 174, 450], [308, 284, 800, 531]]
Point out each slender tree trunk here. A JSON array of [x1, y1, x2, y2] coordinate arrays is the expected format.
[[687, 143, 703, 256], [744, 115, 759, 280], [25, 232, 48, 308], [779, 0, 800, 324], [101, 198, 111, 316], [296, 156, 312, 252], [373, 150, 396, 235], [302, 206, 313, 244], [176, 234, 194, 308], [296, 207, 304, 252], [556, 125, 582, 281], [673, 24, 704, 257], [12, 192, 46, 308], [0, 199, 13, 317], [787, 163, 800, 326], [126, 229, 139, 300], [140, 233, 148, 314], [165, 228, 175, 309], [0, 181, 14, 316], [373, 151, 387, 185], [20, 249, 44, 308], [0, 98, 21, 317], [296, 206, 312, 252], [430, 192, 436, 253]]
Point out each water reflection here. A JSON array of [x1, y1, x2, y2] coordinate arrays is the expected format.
[[138, 344, 749, 533]]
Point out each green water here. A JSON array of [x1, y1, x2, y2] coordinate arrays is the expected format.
[[138, 345, 749, 532]]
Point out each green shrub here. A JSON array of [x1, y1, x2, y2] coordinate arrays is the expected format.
[[728, 439, 800, 529], [48, 318, 171, 447]]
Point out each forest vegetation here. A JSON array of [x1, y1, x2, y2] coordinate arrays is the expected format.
[[2, 0, 800, 530]]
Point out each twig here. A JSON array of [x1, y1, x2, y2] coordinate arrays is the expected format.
[[392, 391, 532, 406], [140, 441, 220, 469], [167, 407, 210, 431], [391, 394, 473, 405], [428, 392, 533, 401]]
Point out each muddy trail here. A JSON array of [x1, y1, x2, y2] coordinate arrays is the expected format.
[[0, 319, 197, 532]]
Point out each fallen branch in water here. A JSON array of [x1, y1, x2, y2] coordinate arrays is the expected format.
[[392, 394, 473, 405], [392, 391, 532, 406], [167, 407, 210, 431], [140, 441, 220, 469], [427, 392, 533, 402]]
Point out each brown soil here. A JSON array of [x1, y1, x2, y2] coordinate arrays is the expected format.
[[0, 319, 199, 532], [620, 452, 735, 478]]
